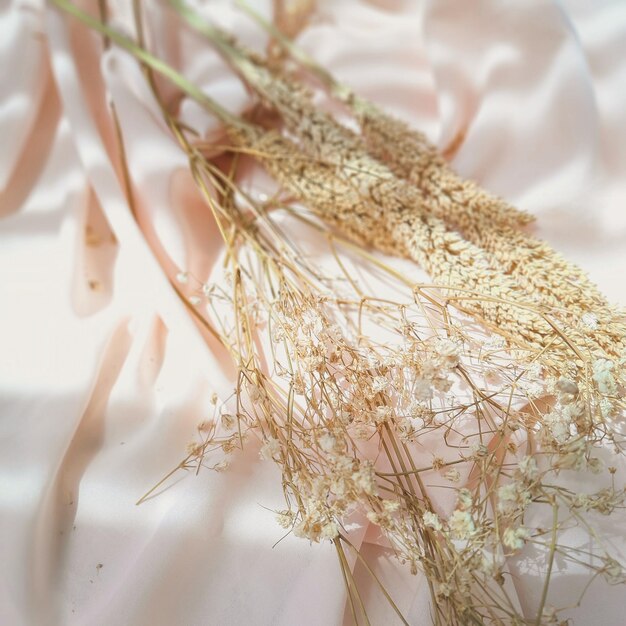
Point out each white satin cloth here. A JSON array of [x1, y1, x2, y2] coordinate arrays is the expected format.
[[1, 1, 626, 625]]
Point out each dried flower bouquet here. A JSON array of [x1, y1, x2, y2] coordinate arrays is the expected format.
[[54, 1, 626, 624]]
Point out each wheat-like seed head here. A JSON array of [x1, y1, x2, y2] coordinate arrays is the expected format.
[[216, 40, 625, 367]]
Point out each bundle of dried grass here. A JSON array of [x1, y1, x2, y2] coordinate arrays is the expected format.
[[54, 2, 626, 624]]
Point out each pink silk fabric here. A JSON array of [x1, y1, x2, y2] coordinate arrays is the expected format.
[[1, 1, 626, 624]]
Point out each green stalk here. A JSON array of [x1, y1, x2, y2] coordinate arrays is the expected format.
[[53, 0, 244, 129]]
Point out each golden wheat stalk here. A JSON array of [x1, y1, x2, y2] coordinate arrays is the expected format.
[[234, 0, 533, 231], [233, 1, 626, 357]]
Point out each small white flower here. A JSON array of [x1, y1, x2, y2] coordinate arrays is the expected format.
[[249, 385, 262, 403], [423, 511, 442, 531], [544, 410, 572, 443], [551, 421, 569, 443], [599, 398, 615, 419], [435, 338, 461, 367], [353, 463, 377, 495], [319, 433, 336, 453], [371, 376, 389, 394], [374, 405, 392, 423], [176, 271, 189, 284], [456, 488, 473, 511], [503, 526, 530, 551], [448, 510, 475, 539], [321, 521, 339, 540], [293, 521, 308, 539], [260, 436, 281, 461], [517, 456, 539, 481], [366, 511, 379, 524], [301, 309, 323, 335], [432, 375, 453, 393], [497, 483, 525, 514], [470, 443, 488, 458], [478, 554, 497, 576], [383, 500, 400, 513], [444, 468, 461, 483], [414, 377, 433, 401]]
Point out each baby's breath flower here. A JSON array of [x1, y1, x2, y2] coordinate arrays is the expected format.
[[422, 511, 442, 531], [321, 521, 339, 540], [517, 456, 539, 481], [383, 500, 400, 514], [138, 35, 626, 623], [456, 488, 473, 511], [374, 405, 392, 424], [470, 442, 488, 458], [414, 377, 433, 401], [503, 525, 531, 551], [497, 483, 518, 514], [544, 409, 573, 444], [260, 436, 281, 461], [444, 468, 461, 483], [432, 375, 453, 393], [448, 510, 475, 540], [412, 405, 435, 426], [353, 462, 377, 496], [435, 338, 461, 367], [248, 384, 262, 403], [366, 511, 379, 525], [319, 433, 336, 453]]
